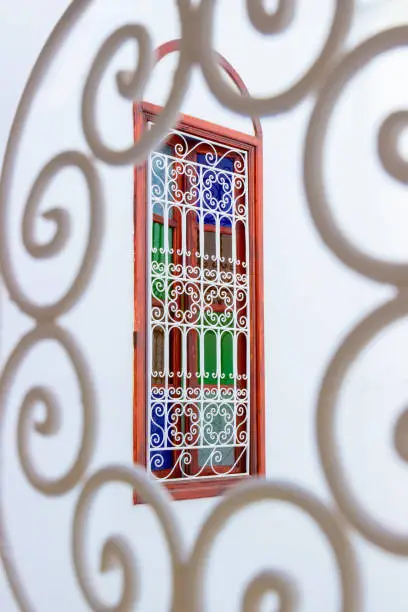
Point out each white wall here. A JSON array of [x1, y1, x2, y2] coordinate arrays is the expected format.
[[1, 1, 408, 610]]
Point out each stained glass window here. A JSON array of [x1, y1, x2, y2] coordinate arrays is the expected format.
[[146, 128, 250, 482]]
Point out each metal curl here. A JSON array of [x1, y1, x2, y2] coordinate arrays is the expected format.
[[377, 110, 408, 185], [246, 0, 295, 36], [72, 464, 185, 612], [82, 21, 191, 166], [198, 0, 354, 117], [187, 480, 360, 612], [0, 324, 95, 612], [9, 326, 95, 495], [2, 151, 102, 322], [304, 25, 408, 285], [242, 570, 297, 612], [317, 292, 408, 555]]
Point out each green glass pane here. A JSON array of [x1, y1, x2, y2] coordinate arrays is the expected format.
[[221, 332, 233, 385], [151, 222, 173, 301], [168, 226, 173, 252], [197, 313, 235, 384], [151, 222, 163, 300], [159, 224, 164, 265], [152, 222, 161, 261], [204, 330, 217, 384]]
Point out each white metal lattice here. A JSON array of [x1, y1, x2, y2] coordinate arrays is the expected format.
[[147, 129, 250, 480]]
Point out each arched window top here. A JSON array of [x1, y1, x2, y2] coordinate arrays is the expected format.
[[151, 38, 262, 139]]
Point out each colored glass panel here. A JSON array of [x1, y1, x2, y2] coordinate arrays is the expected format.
[[197, 314, 234, 385], [151, 222, 173, 301], [221, 332, 234, 384], [152, 144, 173, 215], [150, 389, 173, 471], [198, 398, 235, 467], [197, 154, 233, 226]]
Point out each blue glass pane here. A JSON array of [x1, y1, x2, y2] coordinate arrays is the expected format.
[[152, 144, 173, 216], [152, 201, 164, 216], [150, 389, 173, 471], [150, 450, 173, 471], [197, 155, 233, 226]]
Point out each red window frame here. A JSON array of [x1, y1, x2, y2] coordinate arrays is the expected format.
[[133, 101, 265, 502]]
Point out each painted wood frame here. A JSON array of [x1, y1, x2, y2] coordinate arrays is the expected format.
[[133, 41, 264, 502]]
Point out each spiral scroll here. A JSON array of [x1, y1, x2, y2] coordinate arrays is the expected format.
[[2, 0, 408, 610]]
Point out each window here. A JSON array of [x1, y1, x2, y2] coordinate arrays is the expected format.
[[134, 102, 264, 501]]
